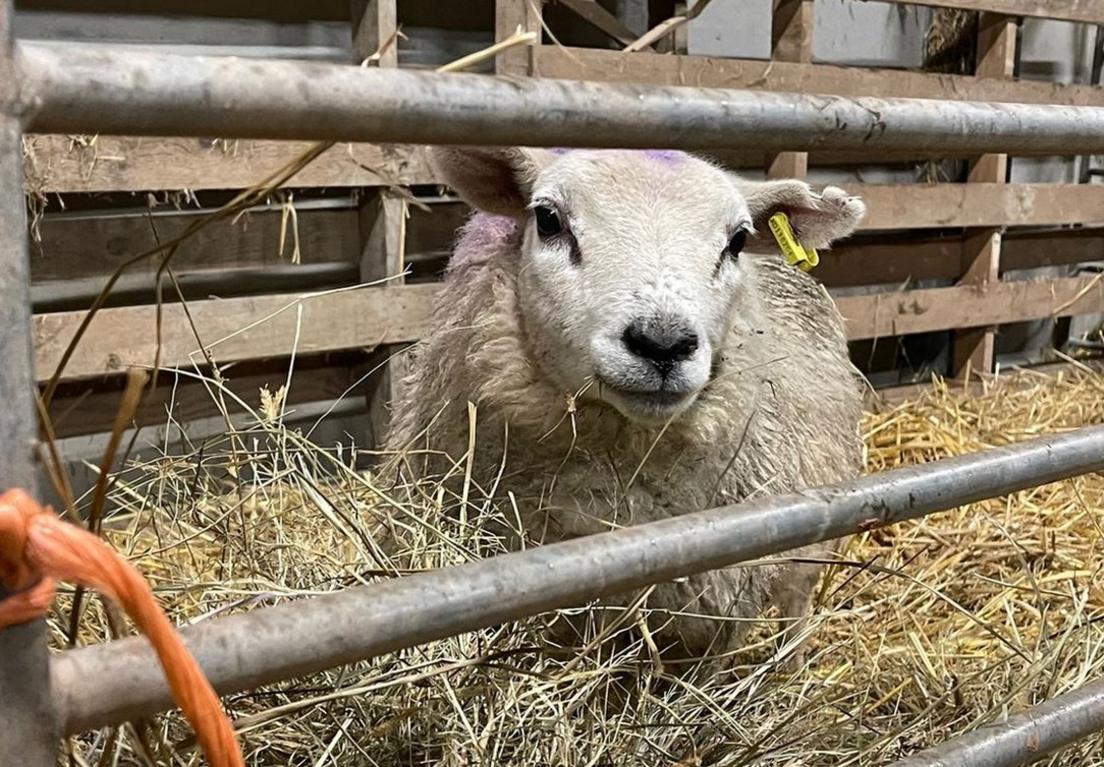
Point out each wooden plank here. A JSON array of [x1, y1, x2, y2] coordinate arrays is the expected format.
[[352, 0, 405, 448], [970, 7, 1017, 165], [818, 236, 964, 287], [358, 191, 408, 446], [857, 184, 1104, 230], [672, 2, 690, 54], [496, 0, 542, 76], [820, 229, 1104, 288], [35, 273, 1104, 383], [26, 137, 956, 194], [953, 230, 1001, 373], [17, 0, 353, 20], [767, 0, 813, 181], [771, 0, 813, 64], [28, 139, 1055, 197], [49, 202, 1075, 294], [1002, 229, 1104, 271], [357, 195, 406, 283], [18, 0, 492, 25], [615, 0, 649, 36], [351, 0, 398, 67], [33, 283, 438, 382], [32, 187, 1083, 313], [535, 45, 1104, 106], [23, 135, 433, 194], [30, 206, 360, 282], [32, 263, 358, 313], [767, 152, 808, 179], [834, 274, 1104, 340], [405, 202, 1104, 290], [954, 12, 1017, 378], [46, 358, 361, 439], [811, 228, 1104, 288], [871, 0, 1104, 25], [559, 0, 642, 47]]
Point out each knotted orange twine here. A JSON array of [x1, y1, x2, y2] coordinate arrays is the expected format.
[[0, 488, 244, 767]]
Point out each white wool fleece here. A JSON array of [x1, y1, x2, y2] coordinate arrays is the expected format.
[[385, 147, 867, 664]]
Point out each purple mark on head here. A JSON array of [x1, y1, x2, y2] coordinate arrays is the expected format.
[[642, 149, 686, 165], [547, 148, 685, 165]]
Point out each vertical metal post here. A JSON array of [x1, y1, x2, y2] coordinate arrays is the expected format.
[[0, 1, 58, 764]]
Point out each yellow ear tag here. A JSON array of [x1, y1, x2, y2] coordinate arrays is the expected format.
[[768, 212, 818, 272]]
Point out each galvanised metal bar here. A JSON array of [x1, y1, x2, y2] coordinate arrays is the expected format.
[[890, 677, 1104, 767], [0, 2, 57, 765], [52, 425, 1104, 735], [13, 40, 1104, 156]]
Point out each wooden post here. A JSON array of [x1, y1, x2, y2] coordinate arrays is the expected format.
[[351, 0, 397, 68], [673, 2, 690, 54], [351, 0, 407, 447], [496, 0, 542, 76], [616, 0, 648, 36], [0, 0, 57, 763], [953, 12, 1016, 379], [768, 0, 813, 180]]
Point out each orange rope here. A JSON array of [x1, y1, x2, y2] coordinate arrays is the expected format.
[[0, 488, 244, 767]]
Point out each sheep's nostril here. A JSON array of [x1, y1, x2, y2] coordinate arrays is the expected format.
[[622, 319, 699, 375], [669, 334, 699, 360]]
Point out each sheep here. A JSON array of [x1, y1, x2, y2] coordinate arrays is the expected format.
[[385, 146, 866, 667]]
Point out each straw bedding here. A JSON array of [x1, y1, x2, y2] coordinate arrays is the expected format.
[[58, 368, 1104, 766]]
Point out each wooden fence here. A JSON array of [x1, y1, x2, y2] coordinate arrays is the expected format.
[[20, 0, 1104, 453], [10, 3, 1104, 764]]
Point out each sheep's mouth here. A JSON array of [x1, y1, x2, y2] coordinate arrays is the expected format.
[[614, 388, 692, 408], [596, 379, 698, 422]]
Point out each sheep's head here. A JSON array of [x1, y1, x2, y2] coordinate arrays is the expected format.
[[431, 147, 865, 426]]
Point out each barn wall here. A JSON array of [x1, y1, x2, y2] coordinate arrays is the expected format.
[[12, 0, 1104, 495], [689, 1, 1103, 370]]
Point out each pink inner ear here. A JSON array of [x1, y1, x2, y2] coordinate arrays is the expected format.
[[779, 204, 837, 240]]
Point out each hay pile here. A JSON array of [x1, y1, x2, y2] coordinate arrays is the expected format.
[[58, 368, 1104, 766]]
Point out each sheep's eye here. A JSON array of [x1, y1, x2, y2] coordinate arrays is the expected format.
[[534, 205, 563, 238], [726, 229, 748, 259]]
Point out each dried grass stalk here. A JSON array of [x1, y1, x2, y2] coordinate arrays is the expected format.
[[59, 368, 1104, 765]]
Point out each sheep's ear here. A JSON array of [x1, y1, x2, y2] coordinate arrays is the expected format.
[[731, 177, 866, 252], [429, 146, 552, 217]]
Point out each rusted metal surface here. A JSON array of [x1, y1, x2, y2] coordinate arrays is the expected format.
[[0, 2, 57, 764], [52, 425, 1104, 735], [15, 40, 1104, 155]]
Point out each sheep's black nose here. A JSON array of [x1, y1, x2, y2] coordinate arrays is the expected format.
[[622, 318, 699, 375]]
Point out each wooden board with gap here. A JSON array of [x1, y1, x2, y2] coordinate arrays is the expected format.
[[32, 274, 1104, 381]]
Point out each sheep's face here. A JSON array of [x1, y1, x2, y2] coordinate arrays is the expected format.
[[432, 148, 865, 426], [515, 150, 752, 424]]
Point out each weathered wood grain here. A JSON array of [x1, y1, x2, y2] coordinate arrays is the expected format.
[[33, 283, 438, 381], [23, 136, 433, 194], [836, 275, 1104, 340], [536, 45, 1104, 106]]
